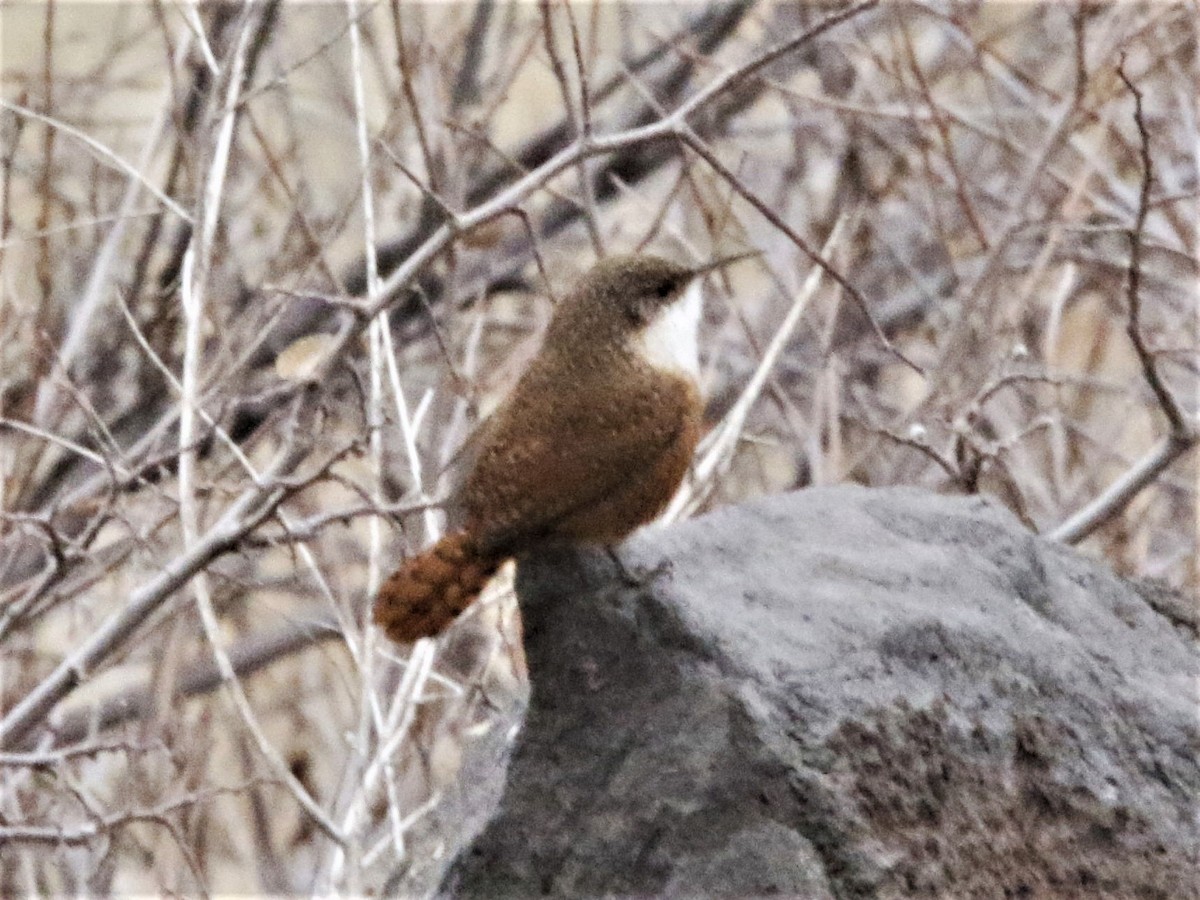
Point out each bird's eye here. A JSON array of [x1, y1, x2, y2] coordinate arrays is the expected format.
[[654, 280, 674, 299]]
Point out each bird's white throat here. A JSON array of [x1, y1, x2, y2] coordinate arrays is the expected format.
[[631, 279, 703, 383]]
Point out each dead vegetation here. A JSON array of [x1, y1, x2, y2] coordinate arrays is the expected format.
[[0, 1, 1195, 894]]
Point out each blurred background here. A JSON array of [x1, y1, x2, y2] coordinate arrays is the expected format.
[[1, 1, 1195, 894]]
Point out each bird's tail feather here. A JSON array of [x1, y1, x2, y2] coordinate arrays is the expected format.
[[373, 531, 501, 643]]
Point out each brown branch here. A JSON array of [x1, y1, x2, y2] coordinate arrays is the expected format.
[[352, 0, 757, 297], [1049, 56, 1196, 545], [389, 0, 439, 194], [677, 128, 924, 376], [1116, 55, 1190, 436], [539, 0, 602, 256], [449, 0, 496, 112], [897, 15, 989, 251]]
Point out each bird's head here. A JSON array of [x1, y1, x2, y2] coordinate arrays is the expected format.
[[545, 251, 755, 380]]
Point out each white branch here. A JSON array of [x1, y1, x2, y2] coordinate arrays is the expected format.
[[177, 10, 344, 847], [664, 211, 852, 523]]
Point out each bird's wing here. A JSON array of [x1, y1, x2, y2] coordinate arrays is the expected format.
[[462, 368, 697, 552]]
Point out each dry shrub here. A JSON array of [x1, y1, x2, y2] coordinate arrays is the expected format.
[[0, 2, 1194, 894]]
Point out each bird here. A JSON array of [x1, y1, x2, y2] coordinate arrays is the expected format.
[[373, 251, 753, 644]]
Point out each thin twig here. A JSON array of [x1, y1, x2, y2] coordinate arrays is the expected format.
[[0, 99, 191, 223], [540, 0, 602, 255], [1049, 434, 1194, 544], [1048, 57, 1196, 544], [0, 462, 291, 746], [1115, 55, 1190, 435], [679, 129, 923, 375], [665, 212, 852, 522], [174, 9, 344, 846], [44, 617, 342, 748]]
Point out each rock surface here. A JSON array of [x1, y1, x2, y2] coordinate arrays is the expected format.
[[440, 486, 1199, 899]]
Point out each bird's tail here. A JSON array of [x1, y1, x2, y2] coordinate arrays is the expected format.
[[373, 531, 502, 643]]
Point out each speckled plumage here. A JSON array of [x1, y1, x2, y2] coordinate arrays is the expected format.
[[374, 255, 704, 644]]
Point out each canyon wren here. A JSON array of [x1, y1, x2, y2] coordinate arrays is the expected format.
[[374, 251, 751, 644]]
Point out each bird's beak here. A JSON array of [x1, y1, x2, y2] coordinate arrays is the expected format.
[[688, 249, 761, 280]]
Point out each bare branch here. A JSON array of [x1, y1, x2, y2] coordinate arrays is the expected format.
[[1115, 55, 1191, 436], [47, 617, 342, 748], [0, 99, 191, 224], [678, 129, 924, 376], [1049, 434, 1194, 544], [1048, 56, 1197, 544]]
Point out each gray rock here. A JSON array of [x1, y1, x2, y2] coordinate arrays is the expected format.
[[441, 486, 1199, 899]]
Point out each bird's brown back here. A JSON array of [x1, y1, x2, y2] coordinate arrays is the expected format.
[[462, 341, 701, 552]]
